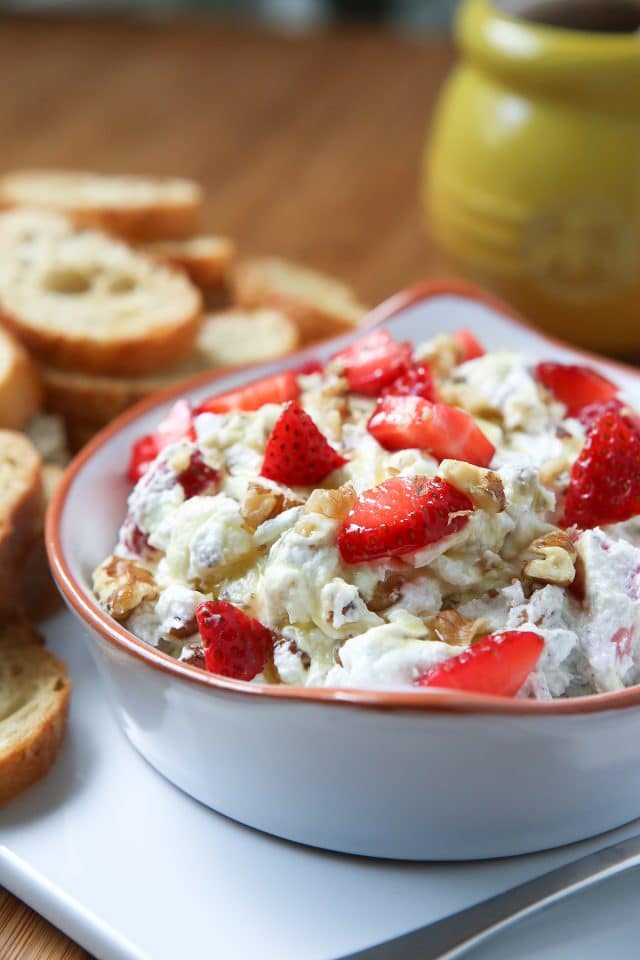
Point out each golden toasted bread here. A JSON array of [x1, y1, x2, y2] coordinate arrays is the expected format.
[[0, 170, 202, 242], [43, 307, 299, 427], [0, 608, 71, 804], [0, 430, 43, 574], [144, 235, 235, 300], [0, 209, 202, 376], [232, 256, 368, 343], [0, 325, 41, 430]]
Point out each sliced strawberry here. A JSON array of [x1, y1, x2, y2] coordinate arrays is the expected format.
[[261, 401, 346, 486], [121, 518, 159, 559], [455, 329, 485, 363], [535, 362, 618, 418], [197, 371, 299, 414], [128, 434, 159, 483], [176, 450, 220, 499], [367, 395, 495, 467], [382, 362, 438, 402], [296, 359, 323, 375], [332, 329, 412, 396], [155, 398, 196, 447], [416, 630, 544, 696], [562, 407, 640, 528], [338, 476, 473, 564], [196, 601, 273, 681], [128, 399, 195, 483], [578, 396, 630, 429]]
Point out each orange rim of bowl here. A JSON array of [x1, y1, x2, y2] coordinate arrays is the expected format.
[[46, 278, 640, 716]]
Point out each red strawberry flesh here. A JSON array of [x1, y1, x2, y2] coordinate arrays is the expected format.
[[535, 362, 618, 418], [128, 434, 159, 483], [128, 399, 195, 483], [198, 370, 299, 414], [416, 630, 544, 696], [561, 407, 640, 528], [196, 601, 273, 681], [338, 475, 473, 564], [381, 362, 438, 402], [367, 395, 495, 467], [332, 329, 412, 396], [176, 450, 221, 499], [455, 329, 485, 363], [261, 401, 346, 485]]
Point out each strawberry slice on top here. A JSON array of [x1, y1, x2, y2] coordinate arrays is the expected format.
[[196, 601, 273, 681], [561, 406, 640, 529], [197, 370, 299, 415], [535, 362, 618, 418], [332, 329, 412, 396], [367, 395, 495, 467], [381, 362, 438, 402], [338, 476, 473, 564], [416, 630, 544, 697], [455, 328, 485, 363], [261, 401, 347, 486], [128, 398, 196, 483]]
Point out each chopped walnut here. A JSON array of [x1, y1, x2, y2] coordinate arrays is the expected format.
[[417, 334, 461, 378], [241, 480, 304, 532], [439, 460, 506, 514], [368, 572, 405, 612], [432, 609, 489, 646], [304, 483, 357, 521], [524, 530, 577, 586], [93, 555, 158, 621], [539, 457, 571, 490]]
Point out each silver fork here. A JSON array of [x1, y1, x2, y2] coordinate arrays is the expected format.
[[342, 833, 640, 959]]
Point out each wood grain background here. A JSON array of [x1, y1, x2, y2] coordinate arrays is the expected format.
[[0, 15, 453, 957]]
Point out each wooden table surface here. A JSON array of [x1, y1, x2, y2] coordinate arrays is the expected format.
[[0, 14, 453, 958]]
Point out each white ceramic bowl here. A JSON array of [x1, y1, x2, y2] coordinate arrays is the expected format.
[[47, 280, 640, 861]]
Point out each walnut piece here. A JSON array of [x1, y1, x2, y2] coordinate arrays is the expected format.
[[432, 609, 489, 646], [539, 456, 571, 490], [93, 555, 158, 621], [241, 480, 304, 532], [524, 530, 577, 586], [304, 483, 357, 521], [439, 460, 506, 514], [417, 334, 461, 378]]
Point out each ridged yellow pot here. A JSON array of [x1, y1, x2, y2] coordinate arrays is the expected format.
[[426, 0, 640, 355]]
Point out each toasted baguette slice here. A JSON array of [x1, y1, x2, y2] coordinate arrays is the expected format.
[[0, 325, 41, 429], [43, 307, 299, 426], [8, 465, 64, 621], [143, 236, 235, 299], [0, 209, 202, 376], [232, 257, 368, 343], [0, 608, 71, 804], [0, 431, 43, 573], [0, 170, 202, 242], [196, 307, 298, 366]]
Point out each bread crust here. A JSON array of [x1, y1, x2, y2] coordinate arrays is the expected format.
[[143, 236, 235, 296], [0, 299, 203, 377], [0, 609, 71, 804], [43, 308, 298, 427], [0, 326, 42, 429], [0, 170, 203, 243], [232, 257, 367, 344], [0, 431, 43, 574], [69, 204, 200, 243]]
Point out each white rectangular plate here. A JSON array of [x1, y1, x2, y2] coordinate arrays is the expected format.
[[3, 287, 640, 959]]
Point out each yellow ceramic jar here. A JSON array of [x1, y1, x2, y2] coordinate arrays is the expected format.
[[426, 0, 640, 356]]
